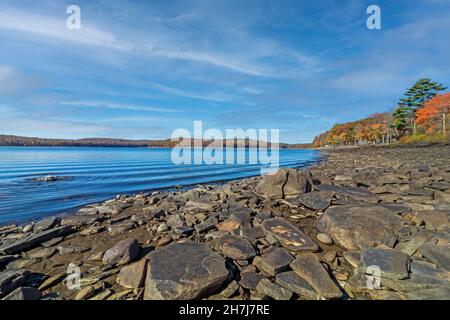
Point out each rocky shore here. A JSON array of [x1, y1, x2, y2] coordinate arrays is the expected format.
[[1, 144, 449, 300]]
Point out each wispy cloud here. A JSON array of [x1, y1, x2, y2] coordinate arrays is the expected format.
[[59, 100, 181, 113]]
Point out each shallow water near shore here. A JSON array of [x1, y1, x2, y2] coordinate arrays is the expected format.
[[0, 147, 321, 224]]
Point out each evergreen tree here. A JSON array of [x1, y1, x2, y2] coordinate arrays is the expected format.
[[392, 78, 446, 135]]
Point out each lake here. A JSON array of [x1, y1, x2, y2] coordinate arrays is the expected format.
[[0, 147, 321, 224]]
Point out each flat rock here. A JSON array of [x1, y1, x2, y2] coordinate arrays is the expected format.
[[360, 247, 410, 280], [255, 169, 288, 200], [290, 253, 343, 299], [57, 245, 90, 255], [27, 247, 56, 259], [211, 234, 256, 260], [419, 243, 450, 272], [108, 221, 136, 236], [102, 238, 140, 266], [38, 273, 66, 291], [116, 258, 147, 289], [256, 278, 293, 300], [6, 258, 41, 269], [144, 241, 229, 300], [253, 247, 294, 276], [34, 217, 59, 233], [298, 191, 334, 211], [0, 269, 29, 298], [239, 271, 264, 290], [283, 168, 308, 198], [195, 217, 218, 233], [0, 226, 73, 255], [2, 287, 42, 300], [61, 215, 100, 227], [315, 205, 402, 250], [275, 271, 318, 299], [406, 287, 450, 300], [317, 184, 378, 204], [412, 211, 448, 230], [262, 218, 318, 252]]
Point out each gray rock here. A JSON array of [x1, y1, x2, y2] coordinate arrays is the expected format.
[[2, 287, 42, 300], [419, 243, 450, 272], [33, 217, 60, 233], [194, 217, 218, 233], [283, 168, 308, 198], [290, 253, 343, 299], [239, 271, 264, 290], [298, 191, 334, 211], [317, 233, 333, 245], [262, 218, 318, 252], [0, 226, 73, 255], [0, 269, 29, 298], [253, 247, 294, 276], [256, 278, 293, 300], [317, 184, 378, 204], [27, 247, 56, 259], [57, 245, 90, 255], [211, 234, 256, 260], [144, 241, 229, 300], [255, 169, 288, 200], [61, 215, 100, 227], [406, 287, 450, 300], [108, 221, 136, 236], [275, 271, 318, 299], [220, 280, 239, 298], [360, 247, 410, 280], [102, 238, 140, 266], [116, 258, 147, 289], [241, 226, 266, 242], [316, 205, 402, 250]]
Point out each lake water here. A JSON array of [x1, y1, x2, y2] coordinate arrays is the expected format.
[[0, 147, 322, 224]]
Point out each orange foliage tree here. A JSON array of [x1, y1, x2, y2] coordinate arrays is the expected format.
[[415, 93, 450, 136]]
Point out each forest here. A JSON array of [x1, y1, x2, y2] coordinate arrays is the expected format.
[[313, 79, 449, 147]]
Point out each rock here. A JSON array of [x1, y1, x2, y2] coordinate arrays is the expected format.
[[22, 224, 34, 233], [194, 217, 218, 233], [57, 245, 90, 255], [253, 247, 294, 276], [283, 169, 308, 198], [216, 219, 241, 233], [116, 258, 147, 289], [2, 287, 42, 300], [275, 271, 318, 299], [75, 286, 96, 300], [80, 225, 104, 235], [157, 223, 168, 233], [0, 269, 29, 298], [90, 289, 113, 300], [255, 278, 293, 300], [255, 169, 287, 200], [144, 241, 229, 300], [220, 280, 239, 298], [0, 255, 16, 268], [239, 272, 264, 290], [173, 226, 194, 235], [378, 174, 408, 185], [406, 287, 450, 300], [184, 200, 216, 212], [240, 226, 266, 242], [298, 191, 334, 211], [315, 205, 402, 250], [419, 243, 450, 272], [41, 237, 64, 247], [38, 273, 66, 291], [33, 217, 60, 233], [412, 211, 448, 230], [211, 234, 256, 260], [360, 247, 410, 280], [27, 247, 56, 259], [102, 238, 140, 266], [6, 258, 41, 269], [290, 253, 343, 299], [253, 211, 273, 225], [156, 235, 172, 247], [108, 221, 136, 236], [262, 218, 318, 252], [317, 184, 378, 204], [61, 215, 100, 227], [0, 226, 73, 255], [317, 233, 333, 245]]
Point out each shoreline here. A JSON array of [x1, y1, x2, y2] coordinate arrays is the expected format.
[[1, 144, 449, 300]]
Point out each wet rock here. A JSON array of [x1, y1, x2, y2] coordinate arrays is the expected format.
[[2, 287, 42, 300], [0, 226, 73, 255], [117, 258, 147, 289], [275, 271, 318, 299], [298, 191, 334, 211], [360, 247, 410, 280], [253, 247, 294, 276], [290, 253, 343, 299], [0, 269, 29, 298], [144, 241, 229, 300], [255, 278, 293, 300], [211, 234, 256, 260], [262, 218, 318, 252], [316, 205, 402, 250], [102, 238, 140, 266]]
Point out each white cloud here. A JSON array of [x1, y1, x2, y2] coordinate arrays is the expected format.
[[59, 100, 181, 113]]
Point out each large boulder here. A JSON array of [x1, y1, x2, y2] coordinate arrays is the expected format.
[[102, 238, 140, 266], [316, 205, 403, 250], [255, 169, 308, 200], [144, 241, 229, 300]]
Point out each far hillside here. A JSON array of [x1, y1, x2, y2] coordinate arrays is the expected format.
[[313, 78, 449, 147]]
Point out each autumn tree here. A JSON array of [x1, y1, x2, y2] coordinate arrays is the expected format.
[[416, 93, 450, 137]]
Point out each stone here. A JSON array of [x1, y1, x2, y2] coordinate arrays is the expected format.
[[216, 219, 241, 233], [75, 286, 96, 300], [0, 269, 29, 298], [412, 211, 448, 230], [378, 174, 408, 185], [255, 169, 288, 200], [240, 226, 266, 242], [174, 226, 194, 235], [290, 253, 343, 299], [184, 200, 216, 211], [262, 218, 318, 252], [0, 226, 73, 255], [255, 278, 293, 300], [298, 191, 334, 211], [108, 221, 136, 236], [406, 287, 450, 300], [57, 245, 90, 255], [419, 243, 450, 272], [360, 247, 410, 280], [38, 273, 66, 291], [2, 287, 42, 300], [27, 247, 56, 259], [275, 271, 318, 299], [90, 289, 113, 300], [144, 241, 229, 300], [283, 169, 308, 198], [157, 223, 168, 233], [315, 205, 402, 250], [6, 258, 41, 269], [253, 247, 294, 276], [194, 217, 218, 233], [239, 272, 264, 290], [220, 280, 239, 298], [34, 217, 59, 233], [116, 258, 147, 289], [0, 255, 16, 268], [41, 237, 63, 247], [317, 233, 333, 245], [211, 234, 256, 260], [317, 184, 378, 204], [253, 211, 273, 225], [61, 215, 100, 227], [102, 238, 140, 266]]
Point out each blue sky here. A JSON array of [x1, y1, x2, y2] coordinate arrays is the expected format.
[[0, 0, 449, 143]]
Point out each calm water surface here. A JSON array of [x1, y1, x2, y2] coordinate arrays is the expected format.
[[0, 147, 321, 224]]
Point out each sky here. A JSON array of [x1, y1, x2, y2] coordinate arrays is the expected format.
[[0, 0, 449, 143]]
